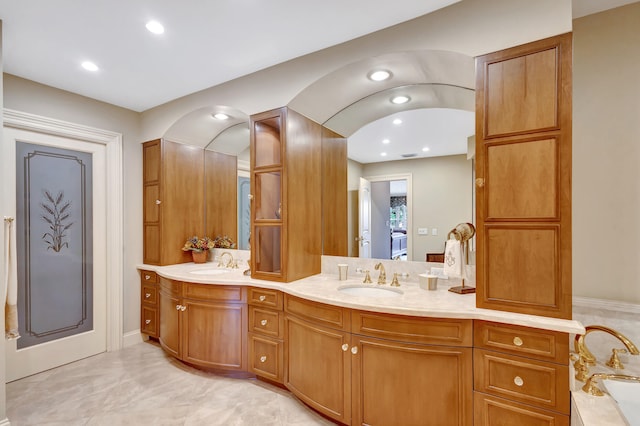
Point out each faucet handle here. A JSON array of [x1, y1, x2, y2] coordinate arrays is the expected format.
[[363, 270, 372, 284], [390, 273, 400, 287], [606, 348, 628, 370]]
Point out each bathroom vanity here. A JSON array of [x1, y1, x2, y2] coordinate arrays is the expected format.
[[139, 261, 583, 426]]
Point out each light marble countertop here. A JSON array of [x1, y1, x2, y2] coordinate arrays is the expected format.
[[139, 260, 585, 335]]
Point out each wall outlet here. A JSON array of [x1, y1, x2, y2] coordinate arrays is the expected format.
[[432, 228, 438, 236], [417, 228, 428, 235]]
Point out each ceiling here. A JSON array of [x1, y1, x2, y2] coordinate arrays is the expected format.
[[1, 0, 636, 163]]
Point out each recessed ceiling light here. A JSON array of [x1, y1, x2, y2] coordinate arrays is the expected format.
[[382, 139, 390, 144], [391, 95, 410, 105], [380, 152, 387, 157], [146, 20, 165, 34], [81, 61, 99, 72], [393, 118, 402, 125], [422, 147, 430, 152], [368, 70, 391, 82], [212, 113, 230, 120]]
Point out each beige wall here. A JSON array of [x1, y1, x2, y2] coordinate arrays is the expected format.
[[3, 74, 143, 333], [573, 2, 640, 303]]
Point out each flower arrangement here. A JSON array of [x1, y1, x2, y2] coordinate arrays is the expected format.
[[212, 235, 236, 249], [182, 236, 215, 253]]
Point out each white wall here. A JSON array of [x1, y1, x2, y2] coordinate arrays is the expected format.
[[572, 2, 640, 303], [0, 19, 7, 426], [2, 75, 143, 334]]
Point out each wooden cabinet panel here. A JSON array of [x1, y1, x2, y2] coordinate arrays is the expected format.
[[352, 336, 473, 426], [158, 289, 181, 359], [473, 349, 569, 414], [248, 333, 283, 382], [248, 287, 283, 309], [321, 126, 348, 257], [285, 295, 349, 331], [141, 270, 158, 283], [141, 306, 158, 336], [474, 321, 569, 364], [140, 270, 159, 338], [476, 34, 572, 319], [182, 300, 247, 370], [474, 392, 569, 426], [352, 310, 472, 346], [143, 140, 161, 182], [249, 306, 283, 338], [141, 283, 158, 305], [184, 283, 245, 302], [284, 314, 351, 424]]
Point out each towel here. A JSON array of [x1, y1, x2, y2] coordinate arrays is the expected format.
[[443, 238, 463, 279], [4, 217, 20, 340]]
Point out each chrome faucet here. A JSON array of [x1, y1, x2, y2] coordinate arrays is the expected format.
[[374, 262, 386, 285], [574, 325, 640, 368], [218, 251, 234, 268]]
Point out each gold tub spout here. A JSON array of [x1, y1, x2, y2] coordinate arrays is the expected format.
[[574, 325, 640, 366], [582, 372, 640, 396]]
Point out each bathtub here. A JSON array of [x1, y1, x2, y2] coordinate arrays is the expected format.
[[603, 379, 640, 425]]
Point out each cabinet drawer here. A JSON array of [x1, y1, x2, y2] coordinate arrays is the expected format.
[[141, 306, 158, 337], [184, 283, 246, 303], [284, 295, 350, 331], [353, 310, 472, 346], [141, 283, 158, 306], [474, 392, 569, 426], [249, 306, 283, 338], [473, 349, 570, 414], [248, 333, 283, 382], [474, 321, 569, 364], [159, 277, 181, 297], [140, 270, 158, 283], [248, 287, 283, 309]]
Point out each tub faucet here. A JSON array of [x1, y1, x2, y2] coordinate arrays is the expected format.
[[582, 372, 640, 396], [574, 325, 640, 367], [218, 251, 234, 268], [374, 262, 386, 285]]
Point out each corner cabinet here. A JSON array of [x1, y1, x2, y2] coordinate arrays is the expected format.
[[143, 139, 204, 265], [158, 277, 248, 371], [249, 107, 323, 282], [475, 33, 573, 319]]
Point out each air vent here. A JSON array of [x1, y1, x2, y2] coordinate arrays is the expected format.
[[401, 153, 418, 158]]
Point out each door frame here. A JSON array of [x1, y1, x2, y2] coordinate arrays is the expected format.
[[3, 108, 124, 353], [363, 173, 413, 261]]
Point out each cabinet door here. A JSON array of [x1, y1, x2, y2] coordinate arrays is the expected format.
[[284, 315, 351, 424], [158, 290, 181, 359], [475, 33, 572, 319], [181, 300, 247, 370], [474, 393, 569, 426], [352, 336, 473, 426]]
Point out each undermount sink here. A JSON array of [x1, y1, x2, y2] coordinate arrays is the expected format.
[[338, 285, 403, 298], [189, 268, 230, 275]]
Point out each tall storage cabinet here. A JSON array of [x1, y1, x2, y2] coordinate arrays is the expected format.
[[143, 139, 204, 265], [475, 33, 572, 319], [250, 107, 323, 282]]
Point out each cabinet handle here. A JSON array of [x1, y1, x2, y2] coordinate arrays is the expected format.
[[259, 295, 266, 302], [145, 319, 151, 325], [144, 274, 151, 280], [260, 319, 268, 326], [260, 356, 267, 363], [514, 376, 524, 387], [175, 304, 181, 310], [180, 305, 187, 312], [155, 199, 161, 205], [475, 178, 485, 188], [351, 346, 358, 355], [248, 194, 254, 200], [145, 293, 151, 299], [342, 344, 349, 351], [513, 336, 523, 346]]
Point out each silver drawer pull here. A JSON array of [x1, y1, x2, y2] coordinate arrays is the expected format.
[[513, 337, 523, 346], [145, 319, 151, 325], [145, 293, 151, 299], [514, 376, 524, 387], [145, 275, 151, 280], [342, 344, 349, 351], [155, 199, 161, 205], [260, 319, 268, 326], [180, 305, 187, 312], [259, 295, 266, 302], [260, 356, 267, 363], [351, 346, 358, 355], [176, 305, 181, 310]]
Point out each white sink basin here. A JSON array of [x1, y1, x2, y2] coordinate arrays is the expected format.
[[338, 285, 403, 298], [190, 269, 230, 275]]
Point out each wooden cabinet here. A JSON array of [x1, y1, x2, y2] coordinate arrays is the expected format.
[[475, 33, 573, 319], [284, 295, 473, 425], [248, 288, 285, 383], [473, 321, 570, 425], [140, 270, 159, 338], [158, 277, 247, 371], [143, 139, 204, 265], [250, 107, 323, 282]]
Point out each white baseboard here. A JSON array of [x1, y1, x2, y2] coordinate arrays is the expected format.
[[0, 417, 11, 426], [122, 330, 147, 348]]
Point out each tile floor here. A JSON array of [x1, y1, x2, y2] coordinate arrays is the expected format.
[[6, 340, 335, 425]]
